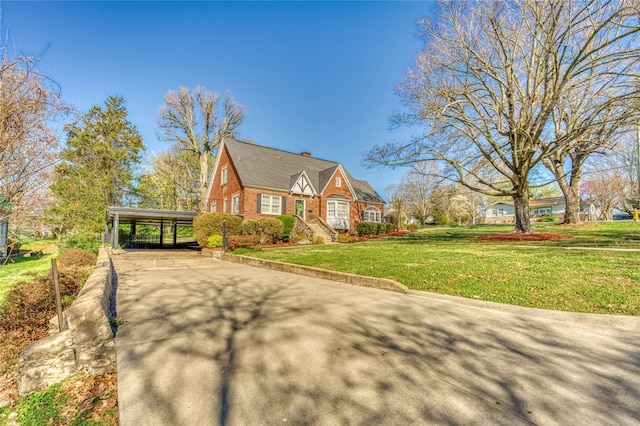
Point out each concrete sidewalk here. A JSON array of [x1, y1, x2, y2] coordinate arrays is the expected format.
[[112, 250, 640, 425]]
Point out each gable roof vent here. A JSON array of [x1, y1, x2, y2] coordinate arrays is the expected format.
[[300, 151, 311, 157]]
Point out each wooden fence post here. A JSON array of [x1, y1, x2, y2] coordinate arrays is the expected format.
[[51, 259, 63, 332]]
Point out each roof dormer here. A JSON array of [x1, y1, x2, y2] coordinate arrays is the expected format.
[[290, 171, 316, 196]]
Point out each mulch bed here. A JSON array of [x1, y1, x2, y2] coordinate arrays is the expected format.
[[474, 232, 572, 242]]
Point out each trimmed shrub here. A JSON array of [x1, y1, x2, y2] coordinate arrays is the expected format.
[[434, 215, 455, 225], [206, 235, 223, 248], [356, 222, 378, 236], [63, 233, 101, 254], [290, 231, 306, 243], [255, 218, 284, 244], [407, 223, 420, 232], [242, 219, 258, 236], [193, 213, 242, 247], [539, 215, 557, 223], [378, 222, 394, 234], [227, 235, 261, 250], [338, 234, 359, 243], [276, 215, 295, 241]]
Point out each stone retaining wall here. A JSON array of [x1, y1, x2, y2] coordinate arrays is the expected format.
[[221, 253, 408, 294], [16, 247, 116, 396]]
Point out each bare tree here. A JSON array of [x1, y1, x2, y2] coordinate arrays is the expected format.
[[364, 0, 640, 233], [595, 130, 639, 198], [0, 51, 68, 225], [158, 87, 245, 210], [389, 195, 408, 231], [449, 193, 471, 226], [136, 148, 200, 211], [542, 69, 638, 224], [582, 168, 627, 220], [398, 162, 442, 225]]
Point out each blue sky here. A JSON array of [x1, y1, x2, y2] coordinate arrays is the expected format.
[[1, 1, 436, 193]]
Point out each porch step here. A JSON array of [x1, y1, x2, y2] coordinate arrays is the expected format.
[[306, 221, 337, 244]]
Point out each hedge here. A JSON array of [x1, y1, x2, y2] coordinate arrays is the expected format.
[[255, 218, 284, 244], [356, 222, 395, 236], [193, 213, 242, 247], [275, 215, 295, 241], [227, 235, 261, 250]]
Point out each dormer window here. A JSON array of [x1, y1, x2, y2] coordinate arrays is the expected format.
[[336, 176, 342, 187]]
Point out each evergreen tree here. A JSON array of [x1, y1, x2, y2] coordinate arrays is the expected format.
[[48, 96, 145, 233]]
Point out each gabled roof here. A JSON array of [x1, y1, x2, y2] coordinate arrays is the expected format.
[[290, 170, 316, 195], [216, 138, 384, 204]]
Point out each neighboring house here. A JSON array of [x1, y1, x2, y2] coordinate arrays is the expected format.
[[205, 139, 385, 233], [484, 196, 598, 223]]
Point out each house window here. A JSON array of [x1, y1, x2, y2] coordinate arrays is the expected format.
[[260, 194, 282, 215], [336, 176, 342, 188], [363, 206, 381, 222], [210, 202, 217, 212], [327, 199, 350, 229], [232, 195, 240, 215], [221, 166, 228, 185], [532, 207, 552, 216], [223, 199, 228, 213], [337, 202, 348, 218]]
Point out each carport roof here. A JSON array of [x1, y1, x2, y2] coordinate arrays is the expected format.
[[106, 207, 198, 226]]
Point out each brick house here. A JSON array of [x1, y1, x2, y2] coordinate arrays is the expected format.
[[205, 139, 385, 234]]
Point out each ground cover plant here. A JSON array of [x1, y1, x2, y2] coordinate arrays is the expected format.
[[0, 243, 117, 423], [245, 222, 640, 315], [0, 372, 117, 426]]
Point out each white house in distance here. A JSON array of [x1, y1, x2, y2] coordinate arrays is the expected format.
[[484, 196, 598, 223]]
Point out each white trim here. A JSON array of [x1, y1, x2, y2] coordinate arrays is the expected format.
[[319, 164, 357, 200], [363, 206, 381, 223], [326, 199, 350, 230], [231, 194, 240, 215], [221, 166, 228, 185], [205, 138, 230, 204], [291, 171, 316, 195], [260, 194, 282, 215]]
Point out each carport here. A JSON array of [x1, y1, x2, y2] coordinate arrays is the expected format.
[[106, 207, 199, 249]]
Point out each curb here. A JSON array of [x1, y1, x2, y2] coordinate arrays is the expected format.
[[221, 253, 408, 294]]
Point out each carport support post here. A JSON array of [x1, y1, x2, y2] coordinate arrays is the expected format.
[[172, 220, 177, 247], [159, 220, 164, 247], [111, 213, 120, 249]]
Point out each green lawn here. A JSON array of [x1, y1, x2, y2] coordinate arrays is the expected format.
[[245, 222, 640, 315], [0, 240, 59, 305]]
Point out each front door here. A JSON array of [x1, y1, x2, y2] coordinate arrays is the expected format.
[[295, 199, 305, 219]]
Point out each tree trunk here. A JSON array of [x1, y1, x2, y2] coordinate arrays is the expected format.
[[199, 154, 208, 211], [513, 191, 532, 233], [544, 151, 585, 225], [559, 159, 584, 224], [563, 183, 582, 224]]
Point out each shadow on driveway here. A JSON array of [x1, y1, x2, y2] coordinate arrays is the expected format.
[[112, 250, 640, 425]]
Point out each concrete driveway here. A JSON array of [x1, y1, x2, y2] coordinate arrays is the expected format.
[[112, 250, 640, 425]]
